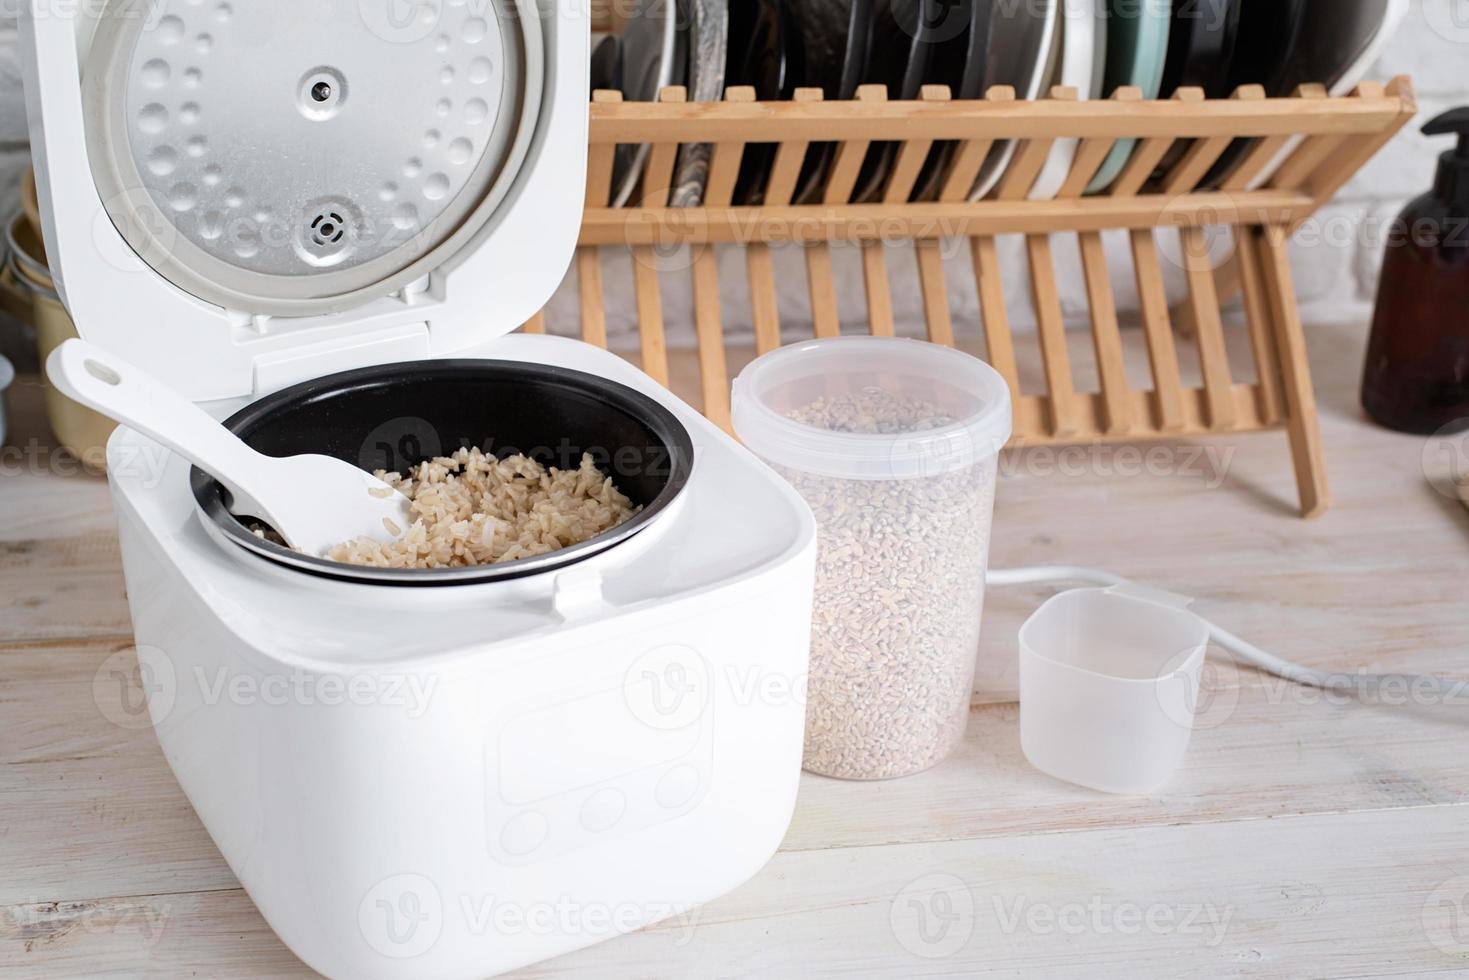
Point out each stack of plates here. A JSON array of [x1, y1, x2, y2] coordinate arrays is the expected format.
[[591, 0, 1408, 205]]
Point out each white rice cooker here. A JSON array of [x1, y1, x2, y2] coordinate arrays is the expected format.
[[20, 2, 817, 977]]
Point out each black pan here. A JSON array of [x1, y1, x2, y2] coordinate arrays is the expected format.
[[1154, 0, 1242, 184], [789, 0, 874, 204], [851, 0, 941, 203], [911, 0, 996, 202], [192, 361, 695, 587], [1159, 0, 1242, 97], [726, 0, 803, 203], [1202, 0, 1310, 188]]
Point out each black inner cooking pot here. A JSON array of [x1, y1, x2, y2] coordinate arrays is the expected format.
[[190, 360, 695, 586]]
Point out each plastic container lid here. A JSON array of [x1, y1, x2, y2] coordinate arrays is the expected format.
[[731, 337, 1014, 481], [1019, 586, 1210, 795]]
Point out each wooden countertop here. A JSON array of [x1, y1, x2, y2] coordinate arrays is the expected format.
[[3, 320, 1468, 977]]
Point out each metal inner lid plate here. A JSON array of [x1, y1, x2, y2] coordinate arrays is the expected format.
[[84, 0, 539, 315]]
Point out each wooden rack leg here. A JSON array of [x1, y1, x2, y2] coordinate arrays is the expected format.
[[914, 240, 954, 347], [577, 89, 620, 351], [691, 248, 731, 431], [862, 244, 895, 336], [1179, 226, 1239, 430], [1129, 230, 1187, 433], [1254, 225, 1330, 518], [683, 88, 752, 431], [576, 248, 608, 349], [1059, 94, 1129, 435], [747, 243, 782, 355], [615, 87, 684, 383], [971, 236, 1020, 411], [1078, 232, 1134, 435], [800, 85, 885, 341], [631, 246, 669, 385], [640, 88, 685, 208], [1172, 251, 1241, 338], [1026, 235, 1080, 439], [743, 90, 817, 357], [1165, 86, 1262, 336], [859, 87, 947, 338], [1234, 230, 1285, 424], [806, 246, 841, 338]]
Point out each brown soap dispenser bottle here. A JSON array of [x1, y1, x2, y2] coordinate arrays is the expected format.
[[1362, 108, 1469, 434]]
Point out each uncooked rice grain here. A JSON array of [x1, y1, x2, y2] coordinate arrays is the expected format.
[[327, 447, 639, 569], [779, 388, 996, 780]]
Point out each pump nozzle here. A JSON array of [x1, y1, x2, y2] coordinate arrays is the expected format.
[[1423, 107, 1469, 209], [1423, 107, 1469, 146]]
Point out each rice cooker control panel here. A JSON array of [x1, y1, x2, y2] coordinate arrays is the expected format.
[[484, 643, 714, 865]]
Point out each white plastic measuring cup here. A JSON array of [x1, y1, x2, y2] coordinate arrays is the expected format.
[[1019, 585, 1210, 795]]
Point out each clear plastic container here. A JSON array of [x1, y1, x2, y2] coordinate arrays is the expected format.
[[1019, 586, 1209, 795], [732, 338, 1013, 780]]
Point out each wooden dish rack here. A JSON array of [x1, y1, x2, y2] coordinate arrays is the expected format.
[[522, 75, 1418, 518]]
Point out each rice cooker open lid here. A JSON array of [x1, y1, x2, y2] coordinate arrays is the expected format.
[[82, 0, 544, 318]]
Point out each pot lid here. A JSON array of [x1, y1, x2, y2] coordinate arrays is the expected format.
[[81, 0, 543, 318]]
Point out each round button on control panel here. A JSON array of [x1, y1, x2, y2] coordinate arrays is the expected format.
[[579, 788, 627, 833], [655, 764, 702, 810], [499, 810, 549, 857]]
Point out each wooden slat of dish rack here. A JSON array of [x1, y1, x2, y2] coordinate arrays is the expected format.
[[542, 77, 1417, 518]]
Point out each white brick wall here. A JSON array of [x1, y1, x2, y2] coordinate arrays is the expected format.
[[1305, 0, 1469, 323], [0, 2, 1461, 342]]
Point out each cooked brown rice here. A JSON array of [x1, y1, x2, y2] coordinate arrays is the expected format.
[[326, 447, 639, 569]]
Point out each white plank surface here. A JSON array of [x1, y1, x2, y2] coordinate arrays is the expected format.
[[6, 808, 1469, 978], [2, 321, 1468, 977]]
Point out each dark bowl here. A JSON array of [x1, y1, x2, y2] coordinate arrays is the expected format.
[[727, 0, 803, 204], [851, 0, 938, 203], [190, 360, 695, 587]]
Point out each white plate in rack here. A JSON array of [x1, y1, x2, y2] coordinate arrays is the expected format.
[[1026, 0, 1106, 201]]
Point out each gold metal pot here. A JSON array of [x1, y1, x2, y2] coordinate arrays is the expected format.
[[2, 207, 116, 470]]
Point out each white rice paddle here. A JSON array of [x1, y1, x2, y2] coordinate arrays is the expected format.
[[47, 339, 415, 556]]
